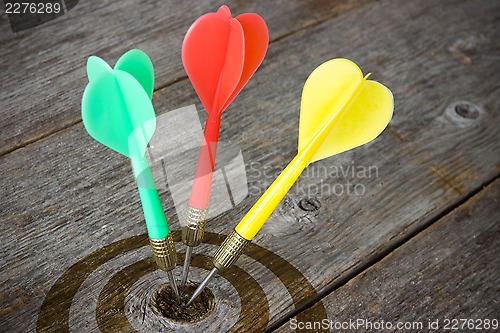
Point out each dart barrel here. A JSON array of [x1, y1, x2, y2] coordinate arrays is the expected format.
[[213, 231, 250, 271], [149, 233, 177, 271], [182, 206, 208, 247]]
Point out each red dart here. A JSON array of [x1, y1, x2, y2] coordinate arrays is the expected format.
[[180, 5, 268, 292]]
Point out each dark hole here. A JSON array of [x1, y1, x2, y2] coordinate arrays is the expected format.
[[298, 198, 321, 211], [150, 281, 215, 323], [455, 103, 479, 119]]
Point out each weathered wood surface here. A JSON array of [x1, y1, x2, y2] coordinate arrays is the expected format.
[[277, 179, 500, 332], [1, 0, 500, 332], [0, 0, 371, 156]]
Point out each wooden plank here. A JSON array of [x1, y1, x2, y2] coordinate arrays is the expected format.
[[1, 0, 500, 332], [278, 179, 500, 332], [0, 0, 372, 156]]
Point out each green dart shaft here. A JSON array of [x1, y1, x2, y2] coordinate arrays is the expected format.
[[131, 152, 169, 239], [130, 128, 179, 301]]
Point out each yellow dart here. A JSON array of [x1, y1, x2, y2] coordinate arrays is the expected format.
[[187, 58, 394, 305]]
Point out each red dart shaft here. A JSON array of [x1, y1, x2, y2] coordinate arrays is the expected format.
[[188, 43, 227, 209], [188, 112, 221, 209]]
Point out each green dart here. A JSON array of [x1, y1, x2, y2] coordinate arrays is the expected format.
[[81, 50, 180, 302]]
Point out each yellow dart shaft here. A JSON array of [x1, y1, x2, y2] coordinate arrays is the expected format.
[[235, 149, 308, 240], [235, 75, 368, 240], [235, 131, 329, 239]]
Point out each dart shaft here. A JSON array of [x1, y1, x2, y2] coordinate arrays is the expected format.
[[188, 115, 221, 210], [129, 133, 176, 273], [235, 96, 352, 241], [131, 153, 170, 239], [182, 115, 219, 249], [234, 151, 308, 240]]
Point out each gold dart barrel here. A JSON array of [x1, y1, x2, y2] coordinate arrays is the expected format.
[[180, 207, 208, 291], [213, 231, 250, 271], [149, 233, 177, 271], [182, 207, 208, 246]]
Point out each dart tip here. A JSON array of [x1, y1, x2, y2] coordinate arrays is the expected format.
[[186, 267, 218, 307], [185, 296, 195, 307], [180, 247, 193, 293], [167, 270, 180, 303]]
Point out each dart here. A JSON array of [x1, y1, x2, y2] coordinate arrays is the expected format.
[[180, 5, 269, 291], [187, 58, 394, 305], [81, 50, 180, 302]]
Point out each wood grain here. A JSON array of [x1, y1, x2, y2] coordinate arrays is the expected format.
[[0, 0, 499, 332], [277, 179, 500, 332], [0, 0, 371, 156]]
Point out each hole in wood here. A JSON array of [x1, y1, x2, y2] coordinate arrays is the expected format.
[[455, 102, 479, 119], [298, 198, 321, 211], [150, 281, 215, 323]]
